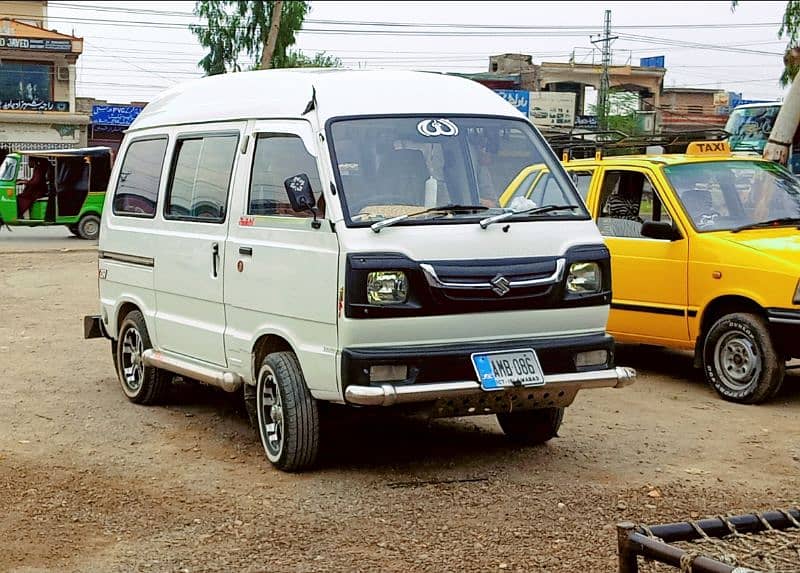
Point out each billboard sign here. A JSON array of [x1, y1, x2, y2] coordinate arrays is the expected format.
[[528, 92, 576, 127], [91, 105, 144, 126], [639, 56, 665, 69], [494, 89, 530, 115]]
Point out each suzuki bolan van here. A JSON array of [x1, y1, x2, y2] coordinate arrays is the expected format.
[[84, 70, 635, 471]]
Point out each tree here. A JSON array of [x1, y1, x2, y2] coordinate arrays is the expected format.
[[277, 50, 342, 68], [192, 1, 324, 75], [589, 90, 640, 135], [260, 0, 283, 69]]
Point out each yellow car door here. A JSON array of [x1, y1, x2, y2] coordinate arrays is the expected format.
[[591, 166, 691, 346]]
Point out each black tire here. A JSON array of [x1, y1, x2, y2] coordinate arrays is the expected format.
[[76, 213, 101, 240], [67, 224, 80, 237], [702, 312, 784, 404], [497, 407, 564, 445], [115, 310, 170, 405], [256, 351, 320, 472]]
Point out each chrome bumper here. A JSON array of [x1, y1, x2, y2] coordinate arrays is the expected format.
[[344, 366, 636, 407]]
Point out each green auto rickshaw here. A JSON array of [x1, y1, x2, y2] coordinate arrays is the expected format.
[[0, 147, 112, 240]]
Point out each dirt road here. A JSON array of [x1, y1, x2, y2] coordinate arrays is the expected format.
[[1, 245, 798, 572]]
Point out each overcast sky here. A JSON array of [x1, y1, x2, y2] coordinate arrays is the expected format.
[[44, 0, 791, 105]]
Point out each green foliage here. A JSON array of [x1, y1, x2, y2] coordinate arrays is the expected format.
[[191, 1, 311, 75], [276, 49, 342, 68], [589, 90, 640, 135]]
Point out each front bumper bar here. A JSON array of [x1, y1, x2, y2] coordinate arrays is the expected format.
[[344, 366, 636, 406]]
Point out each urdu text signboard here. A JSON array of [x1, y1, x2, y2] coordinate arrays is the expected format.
[[91, 105, 144, 126], [494, 89, 530, 115], [528, 92, 576, 128], [0, 36, 72, 52]]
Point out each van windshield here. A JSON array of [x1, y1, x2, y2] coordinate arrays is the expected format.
[[329, 116, 587, 225], [0, 156, 17, 181]]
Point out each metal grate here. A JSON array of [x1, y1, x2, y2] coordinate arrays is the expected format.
[[618, 510, 800, 573]]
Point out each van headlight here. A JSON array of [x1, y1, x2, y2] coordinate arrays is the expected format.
[[367, 271, 408, 304], [566, 262, 602, 294]]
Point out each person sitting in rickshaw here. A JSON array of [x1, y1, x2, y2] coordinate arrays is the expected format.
[[16, 157, 49, 220]]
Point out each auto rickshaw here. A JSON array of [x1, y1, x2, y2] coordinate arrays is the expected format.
[[0, 147, 112, 240]]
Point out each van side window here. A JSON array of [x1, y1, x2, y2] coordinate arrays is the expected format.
[[248, 133, 322, 217], [112, 138, 168, 217], [165, 134, 238, 222]]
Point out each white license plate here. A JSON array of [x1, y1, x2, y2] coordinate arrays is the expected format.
[[471, 349, 545, 391]]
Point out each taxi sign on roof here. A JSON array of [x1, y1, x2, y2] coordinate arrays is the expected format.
[[686, 141, 730, 156]]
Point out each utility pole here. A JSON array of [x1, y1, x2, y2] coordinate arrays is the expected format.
[[591, 10, 617, 131]]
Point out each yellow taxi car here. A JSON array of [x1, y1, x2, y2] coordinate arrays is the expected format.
[[501, 141, 800, 404]]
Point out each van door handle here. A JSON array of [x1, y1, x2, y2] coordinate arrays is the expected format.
[[239, 246, 253, 256], [211, 242, 220, 277]]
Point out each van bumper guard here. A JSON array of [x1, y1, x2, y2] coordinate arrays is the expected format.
[[344, 366, 636, 407]]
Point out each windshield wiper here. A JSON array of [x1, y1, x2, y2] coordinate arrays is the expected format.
[[370, 204, 490, 233], [731, 217, 800, 233], [479, 204, 579, 229]]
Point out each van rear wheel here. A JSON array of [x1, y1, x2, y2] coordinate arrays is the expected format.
[[497, 407, 564, 445], [76, 213, 100, 240], [115, 310, 170, 405], [256, 351, 319, 472]]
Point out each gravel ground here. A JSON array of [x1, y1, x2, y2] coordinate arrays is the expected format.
[[1, 246, 798, 572]]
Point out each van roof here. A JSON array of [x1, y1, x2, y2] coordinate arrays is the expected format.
[[129, 69, 524, 131]]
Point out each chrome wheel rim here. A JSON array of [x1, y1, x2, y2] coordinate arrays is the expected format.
[[120, 326, 144, 394], [258, 366, 284, 461], [714, 331, 761, 391]]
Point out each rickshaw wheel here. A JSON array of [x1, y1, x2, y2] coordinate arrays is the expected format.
[[77, 213, 101, 240], [67, 224, 80, 237]]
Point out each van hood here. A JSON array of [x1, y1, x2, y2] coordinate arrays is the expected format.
[[716, 228, 800, 268]]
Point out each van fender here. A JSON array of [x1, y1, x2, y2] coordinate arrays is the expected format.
[[110, 294, 157, 342], [247, 324, 338, 399]]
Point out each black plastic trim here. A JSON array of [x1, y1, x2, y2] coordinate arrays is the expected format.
[[345, 243, 611, 319], [341, 332, 614, 388], [611, 302, 686, 317], [767, 308, 800, 324]]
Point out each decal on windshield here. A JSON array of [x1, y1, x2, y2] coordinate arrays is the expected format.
[[416, 118, 459, 137]]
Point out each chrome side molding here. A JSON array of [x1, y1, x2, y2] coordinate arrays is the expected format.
[[142, 349, 242, 393]]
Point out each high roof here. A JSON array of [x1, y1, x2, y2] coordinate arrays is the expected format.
[[129, 69, 523, 131]]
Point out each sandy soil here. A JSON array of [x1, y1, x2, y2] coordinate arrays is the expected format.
[[1, 247, 798, 572]]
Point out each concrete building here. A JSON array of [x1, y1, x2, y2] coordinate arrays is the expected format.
[[487, 53, 665, 120], [0, 1, 88, 152], [657, 87, 729, 131]]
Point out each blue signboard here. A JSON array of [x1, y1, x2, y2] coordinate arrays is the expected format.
[[639, 56, 665, 69], [91, 104, 143, 126], [494, 89, 530, 115], [575, 115, 598, 129]]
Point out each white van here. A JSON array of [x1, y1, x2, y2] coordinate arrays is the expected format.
[[84, 70, 635, 471]]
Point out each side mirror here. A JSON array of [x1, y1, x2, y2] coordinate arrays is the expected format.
[[284, 173, 316, 212], [284, 173, 321, 229], [641, 220, 680, 241]]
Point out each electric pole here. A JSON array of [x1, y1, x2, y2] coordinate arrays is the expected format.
[[591, 10, 617, 131]]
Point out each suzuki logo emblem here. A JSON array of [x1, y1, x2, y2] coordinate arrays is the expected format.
[[490, 274, 511, 296]]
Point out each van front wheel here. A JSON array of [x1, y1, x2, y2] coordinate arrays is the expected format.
[[76, 213, 100, 240], [703, 312, 784, 404], [497, 407, 564, 445], [256, 351, 320, 472]]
